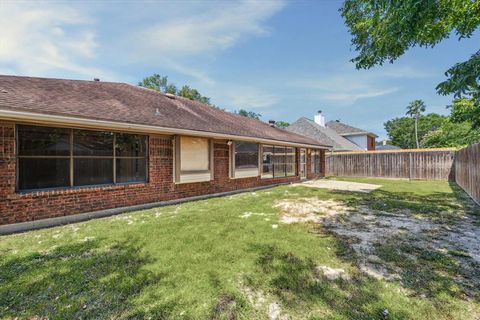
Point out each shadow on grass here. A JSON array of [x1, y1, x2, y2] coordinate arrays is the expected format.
[[0, 239, 171, 319], [324, 185, 480, 301], [371, 233, 480, 300], [248, 243, 411, 320]]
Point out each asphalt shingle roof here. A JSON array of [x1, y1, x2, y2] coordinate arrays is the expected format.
[[325, 120, 375, 137], [286, 117, 362, 151], [0, 75, 329, 147]]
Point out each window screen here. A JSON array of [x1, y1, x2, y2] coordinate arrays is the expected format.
[[17, 125, 148, 191], [261, 145, 297, 179], [235, 142, 259, 170], [261, 145, 274, 178], [311, 150, 321, 174]]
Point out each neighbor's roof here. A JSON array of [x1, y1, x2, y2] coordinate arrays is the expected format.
[[325, 120, 378, 138], [286, 117, 360, 151], [0, 75, 329, 148]]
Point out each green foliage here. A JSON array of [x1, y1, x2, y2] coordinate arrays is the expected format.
[[384, 113, 445, 149], [449, 98, 480, 129], [436, 51, 480, 124], [422, 120, 480, 148], [177, 85, 211, 105], [138, 74, 169, 92], [235, 109, 262, 120], [340, 0, 480, 69], [275, 121, 290, 128], [138, 74, 211, 105], [406, 100, 426, 118], [406, 100, 427, 148], [341, 0, 480, 127]]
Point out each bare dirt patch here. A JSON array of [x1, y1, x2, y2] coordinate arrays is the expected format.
[[274, 198, 349, 224], [274, 196, 480, 294], [292, 180, 381, 193], [239, 282, 289, 320]]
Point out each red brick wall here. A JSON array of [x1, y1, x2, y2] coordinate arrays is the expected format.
[[0, 121, 326, 225]]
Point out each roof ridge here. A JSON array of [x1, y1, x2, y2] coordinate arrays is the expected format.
[[0, 73, 125, 85]]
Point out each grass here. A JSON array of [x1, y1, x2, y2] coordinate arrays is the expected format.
[[0, 178, 479, 319]]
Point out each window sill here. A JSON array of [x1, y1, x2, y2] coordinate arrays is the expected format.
[[177, 172, 212, 184], [261, 175, 298, 180]]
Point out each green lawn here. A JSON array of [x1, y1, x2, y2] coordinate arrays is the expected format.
[[1, 178, 479, 319]]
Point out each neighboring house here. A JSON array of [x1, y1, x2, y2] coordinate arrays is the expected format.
[[325, 119, 377, 151], [0, 75, 330, 226], [287, 112, 377, 151], [376, 140, 401, 151]]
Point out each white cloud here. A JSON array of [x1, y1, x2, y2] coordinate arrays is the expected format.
[[135, 1, 285, 58], [131, 0, 286, 83], [0, 2, 117, 80], [322, 87, 398, 104], [219, 86, 279, 110]]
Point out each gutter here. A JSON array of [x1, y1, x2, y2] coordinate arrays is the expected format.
[[0, 109, 330, 149]]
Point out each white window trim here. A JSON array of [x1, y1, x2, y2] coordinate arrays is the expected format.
[[174, 135, 214, 184]]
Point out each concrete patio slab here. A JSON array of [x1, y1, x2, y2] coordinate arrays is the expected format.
[[292, 179, 381, 193]]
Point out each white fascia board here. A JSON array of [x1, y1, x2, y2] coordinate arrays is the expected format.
[[0, 109, 330, 149]]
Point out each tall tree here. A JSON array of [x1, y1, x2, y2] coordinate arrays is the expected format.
[[421, 120, 480, 148], [236, 109, 262, 120], [341, 0, 480, 127], [406, 100, 427, 148], [138, 74, 211, 105], [384, 113, 445, 149], [275, 121, 290, 129], [138, 74, 169, 92]]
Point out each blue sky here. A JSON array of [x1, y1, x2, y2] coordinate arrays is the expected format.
[[1, 0, 478, 139]]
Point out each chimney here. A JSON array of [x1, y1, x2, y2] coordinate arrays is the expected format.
[[268, 120, 276, 127], [314, 110, 325, 127]]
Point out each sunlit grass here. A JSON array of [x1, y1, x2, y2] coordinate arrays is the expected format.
[[0, 178, 479, 319]]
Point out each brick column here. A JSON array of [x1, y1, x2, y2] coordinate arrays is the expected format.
[[0, 122, 16, 224]]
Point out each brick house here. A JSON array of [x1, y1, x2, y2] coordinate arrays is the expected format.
[[0, 75, 330, 226]]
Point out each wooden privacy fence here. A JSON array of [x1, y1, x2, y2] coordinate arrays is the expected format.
[[326, 148, 456, 181], [455, 143, 480, 205]]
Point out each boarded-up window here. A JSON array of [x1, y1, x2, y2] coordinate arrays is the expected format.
[[180, 137, 209, 172]]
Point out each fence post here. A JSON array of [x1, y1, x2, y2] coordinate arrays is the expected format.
[[408, 152, 412, 180]]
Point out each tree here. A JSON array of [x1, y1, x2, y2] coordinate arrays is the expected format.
[[406, 100, 426, 148], [236, 109, 262, 120], [138, 74, 169, 92], [177, 85, 211, 105], [421, 120, 480, 148], [275, 121, 290, 129], [138, 74, 211, 105], [384, 113, 445, 149], [341, 0, 480, 126]]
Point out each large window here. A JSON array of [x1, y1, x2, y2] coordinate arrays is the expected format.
[[233, 141, 259, 178], [17, 125, 148, 191], [175, 136, 211, 183], [261, 145, 297, 178], [311, 149, 321, 174]]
